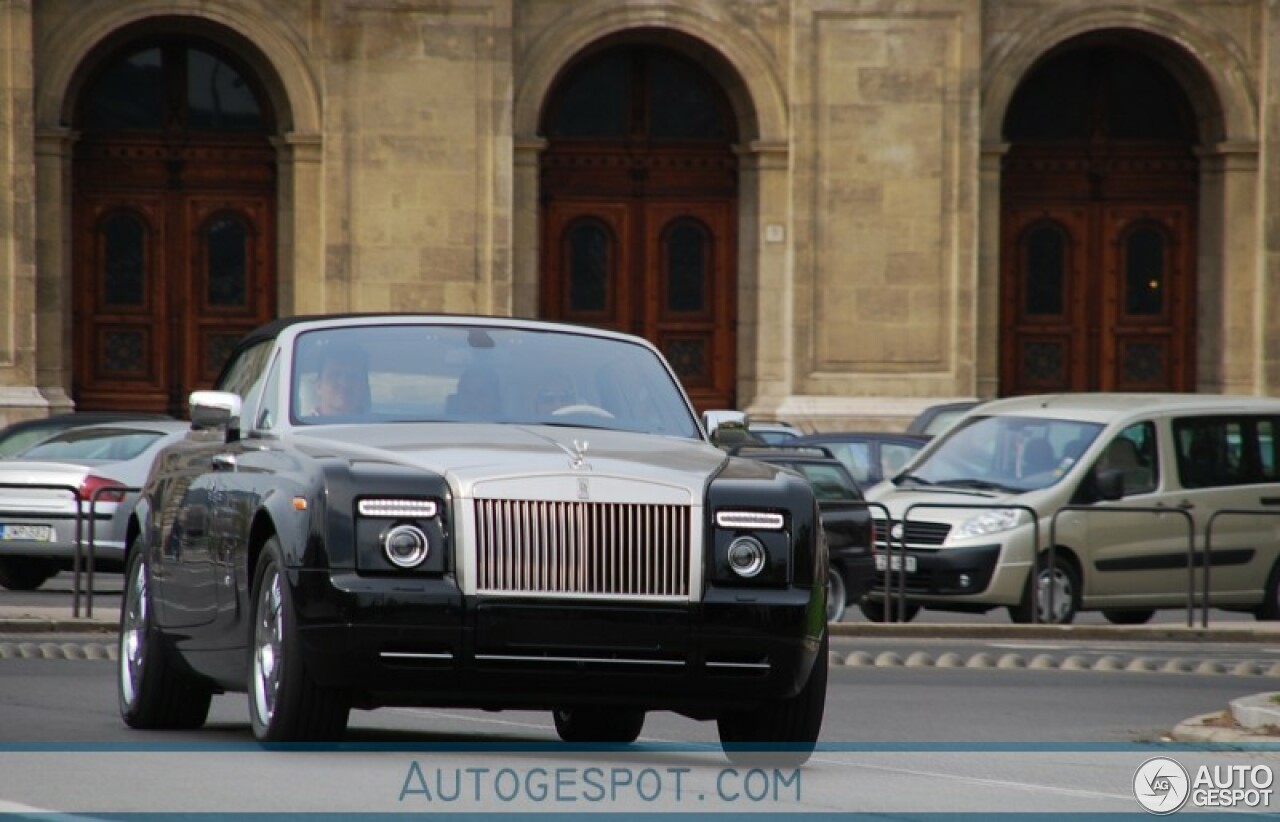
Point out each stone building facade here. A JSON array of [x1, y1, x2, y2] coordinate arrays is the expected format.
[[0, 0, 1276, 431]]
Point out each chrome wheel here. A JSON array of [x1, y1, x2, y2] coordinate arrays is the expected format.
[[825, 565, 847, 622], [118, 555, 148, 709], [252, 566, 285, 728]]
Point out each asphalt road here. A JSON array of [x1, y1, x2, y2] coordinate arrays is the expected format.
[[1, 644, 1278, 814]]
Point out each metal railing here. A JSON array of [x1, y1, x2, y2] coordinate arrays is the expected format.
[[0, 481, 138, 619]]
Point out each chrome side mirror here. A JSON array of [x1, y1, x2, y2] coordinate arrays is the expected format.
[[702, 409, 750, 449], [190, 390, 243, 442]]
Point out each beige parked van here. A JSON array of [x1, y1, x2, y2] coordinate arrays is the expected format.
[[863, 393, 1280, 624]]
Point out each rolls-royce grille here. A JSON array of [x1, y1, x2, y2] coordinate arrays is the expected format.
[[474, 499, 690, 597]]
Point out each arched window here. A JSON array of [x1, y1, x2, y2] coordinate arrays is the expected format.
[[566, 220, 614, 314], [204, 214, 250, 308], [82, 42, 269, 132], [663, 218, 710, 314], [1023, 223, 1067, 316], [101, 212, 147, 306], [545, 46, 735, 141], [1124, 226, 1167, 317]]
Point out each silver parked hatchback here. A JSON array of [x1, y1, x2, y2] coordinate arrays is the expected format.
[[0, 419, 189, 590]]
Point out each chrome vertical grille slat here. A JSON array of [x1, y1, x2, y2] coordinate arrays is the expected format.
[[474, 499, 690, 598]]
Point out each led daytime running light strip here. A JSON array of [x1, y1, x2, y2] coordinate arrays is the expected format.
[[715, 510, 784, 530], [358, 498, 438, 518]]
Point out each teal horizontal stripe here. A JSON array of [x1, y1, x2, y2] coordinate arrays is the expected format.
[[0, 809, 1259, 814]]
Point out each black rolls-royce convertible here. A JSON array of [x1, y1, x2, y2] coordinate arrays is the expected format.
[[117, 315, 828, 762]]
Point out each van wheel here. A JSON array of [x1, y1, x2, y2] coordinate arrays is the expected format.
[[858, 598, 920, 623], [1009, 555, 1078, 624], [1256, 560, 1280, 620], [1102, 609, 1154, 625]]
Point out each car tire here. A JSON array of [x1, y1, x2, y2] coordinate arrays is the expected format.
[[0, 557, 60, 591], [248, 538, 351, 742], [717, 632, 827, 766], [858, 598, 920, 623], [118, 543, 212, 730], [826, 564, 847, 622], [1009, 553, 1079, 625], [552, 708, 645, 744], [1102, 609, 1155, 625]]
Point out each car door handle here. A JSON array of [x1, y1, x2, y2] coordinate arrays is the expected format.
[[1158, 500, 1194, 511], [212, 454, 237, 472]]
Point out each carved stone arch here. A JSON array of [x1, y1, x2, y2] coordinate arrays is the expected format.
[[33, 7, 325, 411], [978, 11, 1258, 397], [981, 9, 1251, 146], [513, 6, 786, 145], [37, 5, 320, 134], [512, 5, 789, 413]]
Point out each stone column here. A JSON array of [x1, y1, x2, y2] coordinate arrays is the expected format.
[[737, 139, 791, 417], [32, 126, 75, 414], [511, 136, 546, 319], [976, 141, 1007, 400], [0, 1, 46, 422], [272, 132, 324, 316]]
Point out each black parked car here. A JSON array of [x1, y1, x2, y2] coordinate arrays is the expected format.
[[793, 431, 929, 488], [729, 443, 873, 622], [117, 314, 827, 763]]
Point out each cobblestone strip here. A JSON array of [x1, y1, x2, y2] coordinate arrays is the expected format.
[[832, 649, 1280, 676]]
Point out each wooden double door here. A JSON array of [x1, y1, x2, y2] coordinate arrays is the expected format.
[[73, 136, 276, 415], [541, 195, 735, 412], [1000, 197, 1195, 394]]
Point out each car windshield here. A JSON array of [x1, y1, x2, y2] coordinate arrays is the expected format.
[[19, 427, 165, 461], [789, 462, 861, 500], [289, 324, 700, 438], [895, 414, 1104, 492]]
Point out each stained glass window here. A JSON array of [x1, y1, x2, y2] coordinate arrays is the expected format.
[[103, 214, 145, 306]]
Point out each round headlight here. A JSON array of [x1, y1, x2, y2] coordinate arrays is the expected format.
[[383, 524, 430, 568], [727, 536, 767, 578]]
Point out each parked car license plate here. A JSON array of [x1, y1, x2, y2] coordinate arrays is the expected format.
[[0, 524, 54, 542], [875, 554, 917, 573]]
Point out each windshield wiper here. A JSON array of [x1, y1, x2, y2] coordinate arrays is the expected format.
[[895, 473, 933, 487], [936, 478, 1019, 493]]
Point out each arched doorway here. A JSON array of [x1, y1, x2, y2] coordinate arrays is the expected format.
[[72, 37, 277, 415], [539, 42, 738, 412], [1000, 43, 1198, 395]]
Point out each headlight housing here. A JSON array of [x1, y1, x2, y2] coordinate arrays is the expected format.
[[712, 508, 789, 586], [951, 508, 1022, 541], [355, 496, 446, 574]]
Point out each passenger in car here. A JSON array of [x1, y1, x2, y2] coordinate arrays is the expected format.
[[312, 344, 371, 416]]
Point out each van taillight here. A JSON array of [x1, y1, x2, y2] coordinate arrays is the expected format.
[[79, 475, 127, 503]]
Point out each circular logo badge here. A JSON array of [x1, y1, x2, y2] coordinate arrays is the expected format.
[[1133, 756, 1190, 815]]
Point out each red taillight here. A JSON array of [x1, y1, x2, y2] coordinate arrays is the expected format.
[[79, 475, 128, 503]]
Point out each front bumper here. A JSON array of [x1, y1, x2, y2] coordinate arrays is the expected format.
[[289, 569, 824, 715], [868, 544, 1003, 599]]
